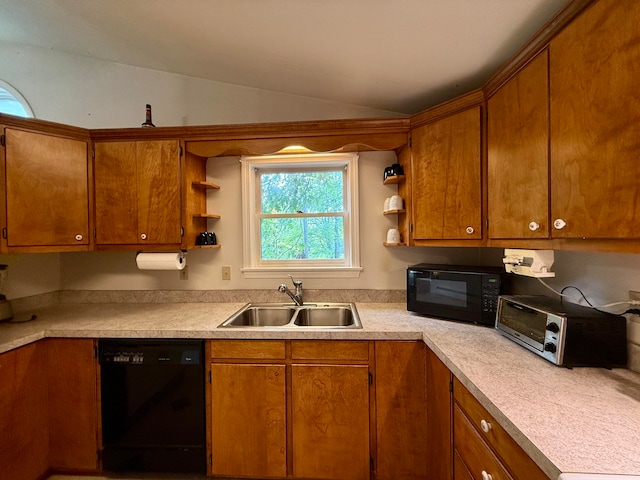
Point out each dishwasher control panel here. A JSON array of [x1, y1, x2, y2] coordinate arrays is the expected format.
[[99, 340, 202, 365]]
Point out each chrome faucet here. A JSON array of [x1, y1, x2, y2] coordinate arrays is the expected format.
[[278, 274, 303, 306]]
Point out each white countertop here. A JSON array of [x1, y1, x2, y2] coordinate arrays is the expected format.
[[1, 302, 639, 479]]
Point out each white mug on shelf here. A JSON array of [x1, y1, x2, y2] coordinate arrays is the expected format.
[[389, 195, 403, 211], [383, 197, 391, 212], [386, 228, 401, 244]]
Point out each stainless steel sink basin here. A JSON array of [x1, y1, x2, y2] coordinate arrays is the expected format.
[[293, 307, 355, 327], [218, 303, 362, 329]]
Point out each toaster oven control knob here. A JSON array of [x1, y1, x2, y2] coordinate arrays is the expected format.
[[544, 342, 557, 353], [553, 218, 567, 230], [546, 322, 560, 333], [528, 221, 540, 231]]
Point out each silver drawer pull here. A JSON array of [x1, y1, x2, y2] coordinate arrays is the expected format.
[[481, 471, 493, 480]]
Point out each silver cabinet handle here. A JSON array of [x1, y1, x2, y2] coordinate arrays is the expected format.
[[75, 234, 83, 241], [465, 226, 475, 235], [481, 471, 493, 480], [140, 233, 147, 240], [528, 221, 540, 231], [553, 218, 567, 230]]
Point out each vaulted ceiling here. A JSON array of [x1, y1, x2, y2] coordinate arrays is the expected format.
[[0, 0, 571, 114]]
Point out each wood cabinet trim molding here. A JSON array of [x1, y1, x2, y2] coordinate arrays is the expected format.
[[0, 113, 90, 141], [410, 89, 485, 129], [483, 0, 597, 99], [91, 117, 410, 141]]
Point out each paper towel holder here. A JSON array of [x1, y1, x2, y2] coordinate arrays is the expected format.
[[135, 250, 187, 270]]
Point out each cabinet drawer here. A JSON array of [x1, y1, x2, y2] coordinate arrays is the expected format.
[[291, 341, 369, 361], [454, 405, 513, 480], [454, 378, 548, 480], [210, 340, 286, 359]]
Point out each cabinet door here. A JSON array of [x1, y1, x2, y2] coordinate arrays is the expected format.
[[426, 348, 453, 480], [210, 363, 286, 478], [136, 140, 181, 245], [550, 0, 640, 238], [488, 50, 549, 239], [5, 128, 89, 248], [0, 342, 49, 480], [47, 339, 99, 471], [94, 140, 181, 245], [375, 341, 427, 480], [412, 107, 482, 240], [94, 141, 139, 244], [292, 364, 370, 480]]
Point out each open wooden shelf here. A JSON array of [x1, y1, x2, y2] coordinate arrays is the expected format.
[[192, 181, 220, 190], [193, 213, 221, 219], [383, 209, 406, 215], [383, 175, 405, 185], [383, 242, 406, 247], [192, 244, 221, 249]]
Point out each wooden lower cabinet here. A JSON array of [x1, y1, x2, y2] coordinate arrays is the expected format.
[[209, 340, 371, 479], [375, 341, 428, 480], [0, 339, 100, 480], [0, 341, 49, 480], [46, 338, 100, 472], [453, 378, 549, 480], [292, 364, 370, 480], [211, 363, 287, 477]]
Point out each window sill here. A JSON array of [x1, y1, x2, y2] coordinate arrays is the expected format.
[[241, 267, 362, 279]]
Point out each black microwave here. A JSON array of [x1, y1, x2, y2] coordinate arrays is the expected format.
[[407, 264, 509, 326]]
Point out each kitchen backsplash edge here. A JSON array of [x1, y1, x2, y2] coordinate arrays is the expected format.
[[25, 289, 407, 305]]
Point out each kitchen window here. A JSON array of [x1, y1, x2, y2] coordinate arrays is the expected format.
[[240, 152, 361, 278], [0, 80, 33, 118]]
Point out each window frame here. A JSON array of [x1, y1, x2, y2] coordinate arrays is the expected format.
[[240, 152, 361, 279], [0, 80, 34, 118]]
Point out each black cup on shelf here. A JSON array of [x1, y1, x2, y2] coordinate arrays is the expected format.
[[197, 232, 209, 245], [384, 163, 404, 180]]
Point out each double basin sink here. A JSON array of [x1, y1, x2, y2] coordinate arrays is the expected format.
[[218, 302, 362, 329]]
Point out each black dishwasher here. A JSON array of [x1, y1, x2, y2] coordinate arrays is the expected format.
[[99, 339, 205, 473]]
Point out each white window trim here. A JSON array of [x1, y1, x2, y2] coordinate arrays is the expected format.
[[0, 80, 34, 118], [240, 152, 362, 279]]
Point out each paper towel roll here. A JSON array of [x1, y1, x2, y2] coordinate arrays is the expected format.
[[136, 252, 186, 271]]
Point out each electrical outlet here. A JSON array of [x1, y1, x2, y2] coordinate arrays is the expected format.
[[222, 265, 231, 281], [180, 265, 189, 280]]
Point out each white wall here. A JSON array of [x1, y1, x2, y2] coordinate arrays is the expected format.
[[0, 43, 401, 129]]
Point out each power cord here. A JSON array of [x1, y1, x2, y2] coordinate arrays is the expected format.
[[536, 278, 639, 315]]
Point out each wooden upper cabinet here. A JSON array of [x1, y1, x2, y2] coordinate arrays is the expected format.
[[4, 128, 90, 250], [411, 106, 482, 240], [550, 0, 640, 239], [94, 140, 182, 247], [487, 50, 550, 240]]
